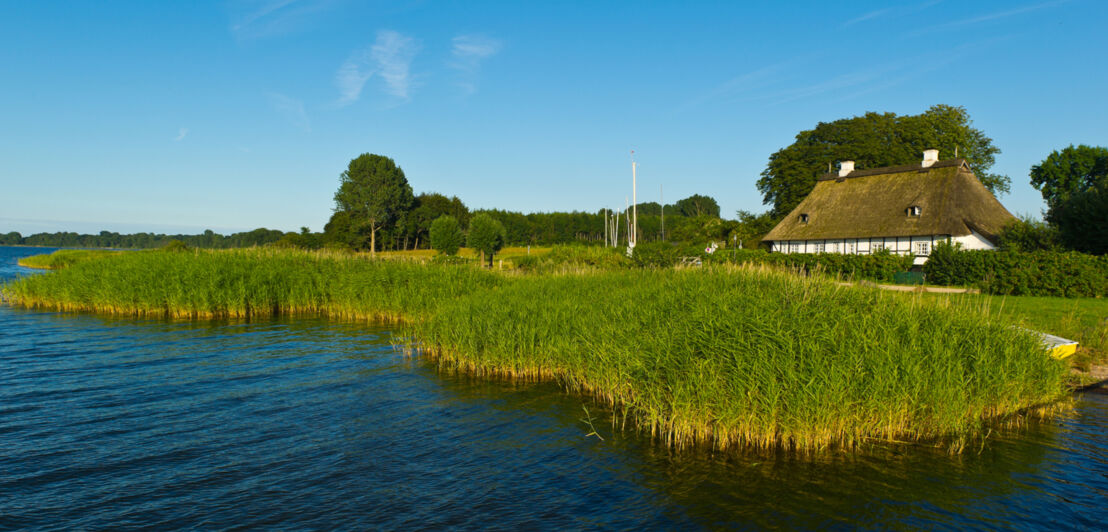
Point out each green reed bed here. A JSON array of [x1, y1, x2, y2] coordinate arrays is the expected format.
[[3, 248, 501, 322], [406, 266, 1069, 451], [17, 249, 125, 270], [2, 250, 1069, 452]]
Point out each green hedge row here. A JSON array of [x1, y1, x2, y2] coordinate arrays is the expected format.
[[923, 242, 1108, 297]]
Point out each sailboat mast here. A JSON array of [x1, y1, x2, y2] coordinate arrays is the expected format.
[[631, 153, 637, 246]]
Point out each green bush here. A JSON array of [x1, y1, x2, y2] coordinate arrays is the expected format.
[[429, 215, 464, 256], [924, 242, 1108, 297], [631, 241, 684, 268]]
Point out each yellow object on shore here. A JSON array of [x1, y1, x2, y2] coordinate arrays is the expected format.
[[1039, 331, 1078, 359]]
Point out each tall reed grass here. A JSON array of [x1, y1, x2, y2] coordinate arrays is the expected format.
[[17, 249, 124, 270], [407, 265, 1069, 451], [2, 249, 1069, 452], [4, 248, 500, 322]]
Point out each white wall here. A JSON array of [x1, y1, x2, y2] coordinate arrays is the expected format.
[[770, 235, 949, 265], [951, 229, 997, 251]]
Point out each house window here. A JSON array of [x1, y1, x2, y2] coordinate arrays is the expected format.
[[847, 242, 856, 254], [829, 242, 839, 253], [872, 242, 885, 252], [789, 242, 800, 253], [814, 242, 825, 253], [914, 241, 930, 256], [907, 205, 921, 217], [799, 213, 809, 224]]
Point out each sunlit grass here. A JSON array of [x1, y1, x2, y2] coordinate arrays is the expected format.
[[4, 247, 500, 322], [1, 248, 1070, 452], [409, 264, 1069, 452]]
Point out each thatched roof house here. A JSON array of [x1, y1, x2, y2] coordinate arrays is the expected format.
[[762, 150, 1015, 264]]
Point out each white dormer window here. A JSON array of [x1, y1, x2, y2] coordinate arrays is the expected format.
[[799, 213, 809, 224], [907, 205, 921, 217]]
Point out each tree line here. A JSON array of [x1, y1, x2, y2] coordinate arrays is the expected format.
[[0, 228, 287, 249], [323, 153, 731, 252]]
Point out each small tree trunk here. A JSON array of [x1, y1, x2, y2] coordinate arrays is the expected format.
[[370, 224, 377, 256]]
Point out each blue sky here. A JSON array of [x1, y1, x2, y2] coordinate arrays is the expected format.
[[2, 0, 1104, 235]]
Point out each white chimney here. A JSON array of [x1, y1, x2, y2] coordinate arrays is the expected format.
[[921, 149, 939, 168], [838, 160, 854, 177]]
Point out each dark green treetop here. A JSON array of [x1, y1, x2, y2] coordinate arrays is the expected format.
[[1049, 182, 1108, 255], [757, 104, 1008, 217], [1029, 144, 1108, 213], [674, 194, 720, 218]]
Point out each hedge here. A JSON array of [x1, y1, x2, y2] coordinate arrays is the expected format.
[[924, 242, 1108, 297]]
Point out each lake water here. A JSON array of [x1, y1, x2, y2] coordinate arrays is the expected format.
[[1, 245, 1105, 529]]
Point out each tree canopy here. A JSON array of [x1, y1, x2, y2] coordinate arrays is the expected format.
[[467, 213, 506, 266], [1029, 144, 1108, 213], [1049, 182, 1108, 255], [407, 192, 470, 250], [757, 105, 1008, 216], [674, 194, 720, 217], [429, 215, 464, 256], [333, 153, 414, 253]]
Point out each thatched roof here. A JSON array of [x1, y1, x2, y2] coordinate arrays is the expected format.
[[763, 158, 1015, 242]]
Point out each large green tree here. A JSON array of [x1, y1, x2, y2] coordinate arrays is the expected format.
[[333, 154, 414, 254], [1029, 144, 1108, 215], [757, 105, 1008, 216], [1029, 145, 1108, 255]]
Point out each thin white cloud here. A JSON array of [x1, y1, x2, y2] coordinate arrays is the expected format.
[[837, 36, 1012, 102], [909, 0, 1068, 36], [335, 30, 420, 106], [843, 1, 945, 28], [451, 34, 501, 65], [335, 54, 374, 105], [267, 92, 311, 132], [770, 66, 895, 105], [680, 61, 794, 111], [374, 30, 419, 99], [229, 0, 335, 40], [174, 128, 189, 142], [842, 8, 894, 27], [449, 34, 502, 95]]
